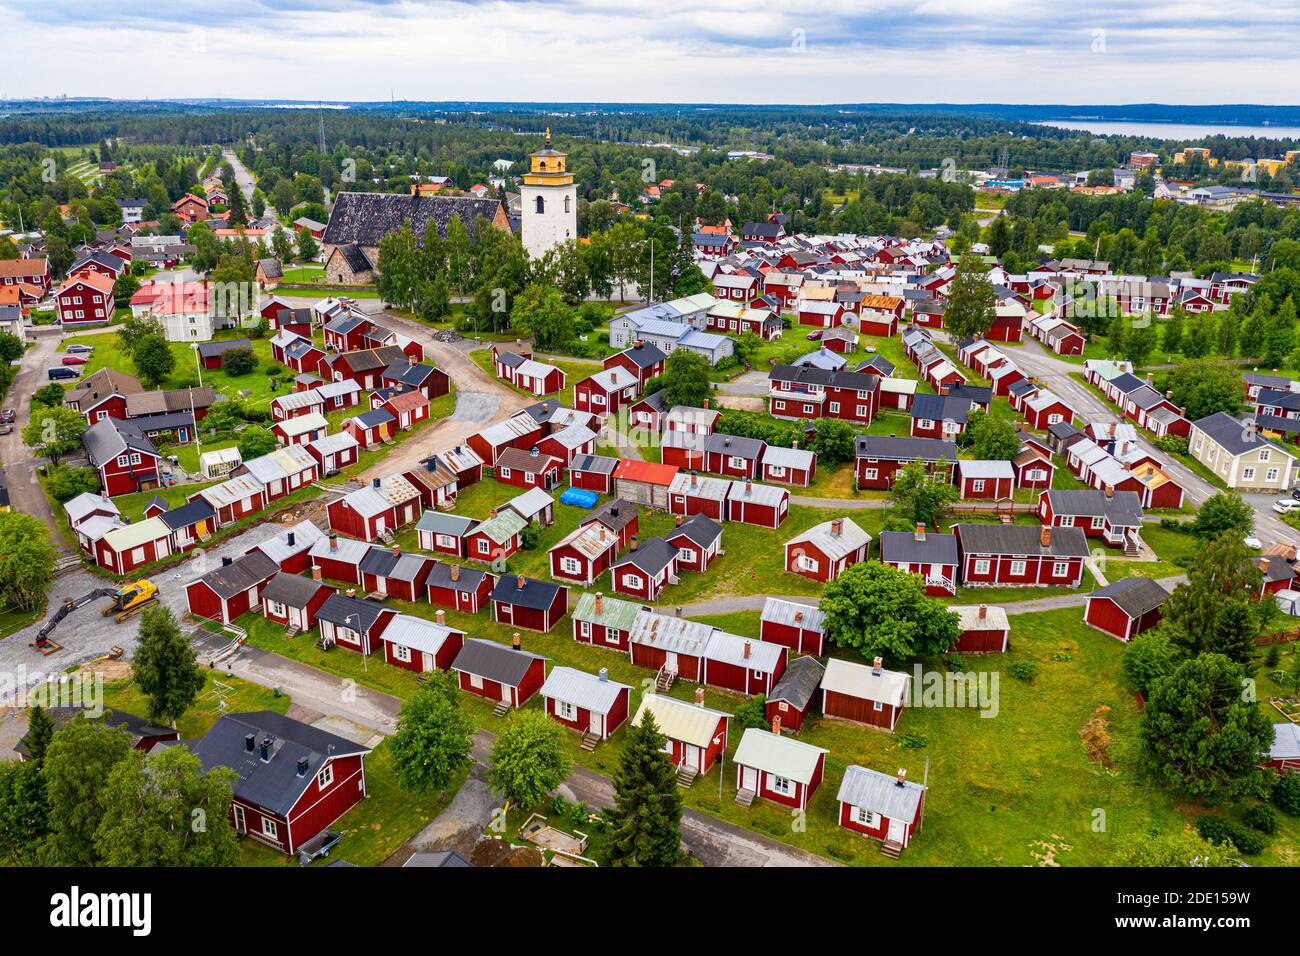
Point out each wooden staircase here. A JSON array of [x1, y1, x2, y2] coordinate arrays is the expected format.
[[734, 788, 756, 807], [675, 765, 697, 789], [655, 666, 677, 692], [491, 701, 511, 718], [283, 625, 300, 638], [880, 840, 904, 859], [580, 731, 600, 752]]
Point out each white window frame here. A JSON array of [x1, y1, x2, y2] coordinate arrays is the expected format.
[[317, 764, 334, 789]]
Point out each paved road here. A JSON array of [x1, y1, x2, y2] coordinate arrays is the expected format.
[[1, 328, 68, 551], [221, 149, 257, 207]]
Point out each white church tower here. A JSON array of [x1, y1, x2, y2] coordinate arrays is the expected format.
[[520, 128, 577, 260]]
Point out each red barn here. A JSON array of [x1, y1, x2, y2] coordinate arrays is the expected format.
[[784, 517, 871, 582], [759, 598, 826, 656], [379, 613, 466, 673], [821, 657, 909, 733], [490, 575, 568, 633], [452, 637, 547, 708], [540, 666, 632, 741], [837, 765, 927, 854], [1083, 577, 1168, 642], [193, 712, 370, 856], [733, 727, 827, 810], [632, 692, 729, 781]]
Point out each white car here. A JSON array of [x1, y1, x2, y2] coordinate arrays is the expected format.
[[1244, 535, 1264, 550], [1274, 500, 1300, 514]]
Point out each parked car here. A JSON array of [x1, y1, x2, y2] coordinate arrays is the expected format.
[[1274, 499, 1300, 514], [1244, 535, 1264, 550], [47, 366, 80, 381], [0, 409, 14, 424], [0, 423, 11, 436], [805, 330, 822, 340], [64, 344, 94, 354], [61, 354, 88, 366]]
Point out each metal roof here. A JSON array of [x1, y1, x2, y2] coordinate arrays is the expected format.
[[382, 614, 463, 656], [632, 694, 727, 748], [821, 658, 909, 705], [760, 598, 824, 632], [785, 516, 871, 560], [628, 610, 714, 656], [451, 638, 546, 686], [101, 515, 171, 551], [572, 592, 646, 631], [539, 666, 629, 714], [261, 571, 331, 608], [702, 631, 784, 672], [836, 764, 926, 820], [726, 479, 787, 507], [948, 604, 1010, 631], [733, 728, 827, 783]]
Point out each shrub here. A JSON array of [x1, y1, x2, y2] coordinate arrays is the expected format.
[[222, 346, 257, 376], [898, 731, 928, 750], [1243, 804, 1277, 834], [733, 695, 769, 730], [1273, 771, 1300, 815], [1009, 660, 1037, 683], [45, 465, 100, 502], [519, 525, 539, 551], [1231, 829, 1266, 855], [1154, 435, 1189, 456], [1196, 816, 1264, 855]]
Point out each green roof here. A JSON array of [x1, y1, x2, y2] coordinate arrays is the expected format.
[[474, 509, 527, 545], [572, 592, 645, 631]]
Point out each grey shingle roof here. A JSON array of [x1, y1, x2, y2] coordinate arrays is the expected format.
[[324, 193, 505, 247], [1193, 411, 1295, 459], [767, 656, 825, 711], [261, 571, 331, 608], [854, 435, 958, 463], [1088, 577, 1169, 617], [451, 637, 546, 686], [316, 594, 389, 633], [612, 536, 677, 576], [878, 530, 959, 566], [955, 523, 1090, 558]]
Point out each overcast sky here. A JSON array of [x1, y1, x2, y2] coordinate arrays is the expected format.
[[6, 1, 1300, 104]]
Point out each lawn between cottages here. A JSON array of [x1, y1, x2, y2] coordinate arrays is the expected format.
[[468, 347, 602, 410]]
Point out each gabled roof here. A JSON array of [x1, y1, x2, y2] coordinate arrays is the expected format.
[[821, 658, 909, 705], [539, 666, 629, 714], [1088, 577, 1169, 618], [878, 530, 959, 566], [260, 571, 332, 608], [668, 513, 723, 549], [733, 728, 827, 783], [785, 517, 871, 560], [836, 765, 926, 820], [767, 655, 826, 711], [1193, 412, 1296, 460], [323, 193, 506, 247], [451, 637, 546, 687], [381, 614, 463, 657], [954, 523, 1090, 558], [490, 574, 564, 611], [854, 434, 957, 463], [316, 593, 390, 633], [611, 536, 678, 576], [193, 711, 370, 816], [190, 551, 279, 600], [632, 693, 727, 748], [760, 597, 824, 633]]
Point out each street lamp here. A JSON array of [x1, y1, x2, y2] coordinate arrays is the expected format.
[[188, 343, 204, 477], [346, 613, 366, 672]]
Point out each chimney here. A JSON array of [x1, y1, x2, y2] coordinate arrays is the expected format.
[[530, 446, 539, 457], [745, 479, 753, 496], [287, 531, 295, 547], [450, 563, 460, 582], [516, 574, 526, 590], [915, 522, 926, 541], [1040, 525, 1052, 548], [244, 733, 255, 753], [703, 399, 710, 409], [1108, 423, 1116, 437], [1104, 484, 1113, 498], [1146, 373, 1153, 383], [743, 640, 751, 660], [296, 757, 309, 777], [372, 477, 381, 489], [791, 439, 798, 449], [771, 715, 782, 735], [222, 556, 233, 567], [346, 587, 356, 598], [872, 656, 883, 676], [630, 536, 638, 551], [675, 515, 682, 526], [426, 457, 436, 472], [1259, 557, 1269, 573], [595, 592, 604, 615], [691, 472, 698, 487], [1121, 441, 1129, 454], [393, 545, 401, 557], [610, 506, 619, 518], [329, 532, 338, 551], [724, 436, 732, 447], [896, 768, 907, 787], [978, 603, 987, 620], [512, 632, 521, 651], [831, 518, 843, 537], [311, 565, 323, 581], [259, 736, 272, 763], [694, 687, 705, 706], [435, 609, 445, 626], [794, 610, 803, 624], [598, 667, 608, 683]]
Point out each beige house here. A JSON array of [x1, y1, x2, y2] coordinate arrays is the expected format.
[[1188, 412, 1297, 492]]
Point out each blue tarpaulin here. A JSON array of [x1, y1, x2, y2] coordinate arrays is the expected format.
[[560, 487, 599, 509]]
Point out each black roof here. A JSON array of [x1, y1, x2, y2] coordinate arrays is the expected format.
[[705, 433, 765, 460], [1088, 577, 1169, 618], [954, 523, 1090, 558], [770, 364, 879, 393], [878, 530, 959, 565], [854, 434, 958, 463], [911, 393, 970, 425], [323, 193, 506, 247], [383, 361, 438, 387], [668, 513, 723, 548], [451, 638, 546, 686], [947, 383, 993, 407], [617, 341, 668, 369], [427, 561, 490, 593], [196, 338, 251, 358], [157, 498, 215, 531], [261, 571, 331, 608], [192, 711, 370, 816], [570, 453, 618, 475], [612, 536, 677, 576], [332, 242, 373, 273], [316, 594, 390, 633], [767, 656, 826, 711], [195, 551, 279, 600], [15, 706, 175, 758], [490, 574, 564, 611], [585, 498, 638, 534]]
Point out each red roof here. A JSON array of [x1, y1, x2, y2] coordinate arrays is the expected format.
[[612, 459, 679, 486]]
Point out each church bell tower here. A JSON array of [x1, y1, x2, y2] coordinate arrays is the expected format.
[[520, 128, 577, 260]]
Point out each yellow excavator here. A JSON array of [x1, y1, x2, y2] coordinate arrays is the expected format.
[[32, 580, 159, 653]]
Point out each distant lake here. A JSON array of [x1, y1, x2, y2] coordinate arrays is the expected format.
[[1034, 120, 1300, 141]]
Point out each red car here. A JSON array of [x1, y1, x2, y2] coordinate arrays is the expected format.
[[61, 354, 89, 366], [805, 330, 823, 341]]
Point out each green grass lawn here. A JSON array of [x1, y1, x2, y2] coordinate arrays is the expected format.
[[101, 671, 289, 740], [468, 348, 601, 409]]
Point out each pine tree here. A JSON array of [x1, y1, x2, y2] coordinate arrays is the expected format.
[[132, 605, 206, 727], [605, 713, 684, 867], [24, 705, 55, 767]]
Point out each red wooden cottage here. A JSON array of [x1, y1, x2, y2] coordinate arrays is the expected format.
[[452, 637, 547, 709], [379, 612, 466, 674], [955, 459, 1015, 500], [953, 523, 1089, 588], [665, 513, 723, 572], [549, 522, 621, 586], [540, 666, 632, 742], [733, 727, 828, 810], [759, 598, 826, 655], [260, 572, 336, 633], [316, 594, 397, 656], [491, 575, 568, 633], [632, 691, 729, 781], [184, 551, 280, 626], [878, 526, 960, 596], [1083, 577, 1168, 642], [949, 603, 1010, 653], [784, 517, 871, 582], [821, 657, 909, 733], [425, 561, 496, 614], [765, 656, 826, 734], [837, 765, 927, 853]]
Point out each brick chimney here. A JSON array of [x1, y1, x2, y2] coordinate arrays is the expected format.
[[743, 640, 751, 660], [694, 686, 705, 706], [516, 574, 526, 590], [329, 532, 338, 551], [1040, 525, 1052, 547], [1103, 484, 1113, 498], [915, 522, 926, 541], [393, 544, 401, 556], [978, 603, 987, 620], [793, 610, 803, 624], [435, 609, 445, 626], [630, 535, 638, 551], [771, 715, 782, 735], [512, 632, 521, 651], [896, 768, 907, 787], [831, 518, 844, 537], [872, 656, 883, 676], [450, 562, 460, 582], [690, 472, 698, 487], [594, 592, 604, 615]]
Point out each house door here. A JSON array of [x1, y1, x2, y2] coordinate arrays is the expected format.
[[682, 743, 700, 771], [500, 684, 513, 705], [664, 652, 678, 674], [589, 712, 603, 738], [740, 766, 758, 792], [886, 817, 907, 845], [375, 517, 386, 536], [421, 652, 433, 672], [289, 607, 302, 628], [233, 805, 246, 834]]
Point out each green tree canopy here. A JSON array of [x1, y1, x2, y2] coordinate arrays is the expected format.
[[488, 709, 572, 811], [391, 671, 474, 797], [820, 561, 961, 664], [132, 605, 206, 726], [605, 712, 684, 867]]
